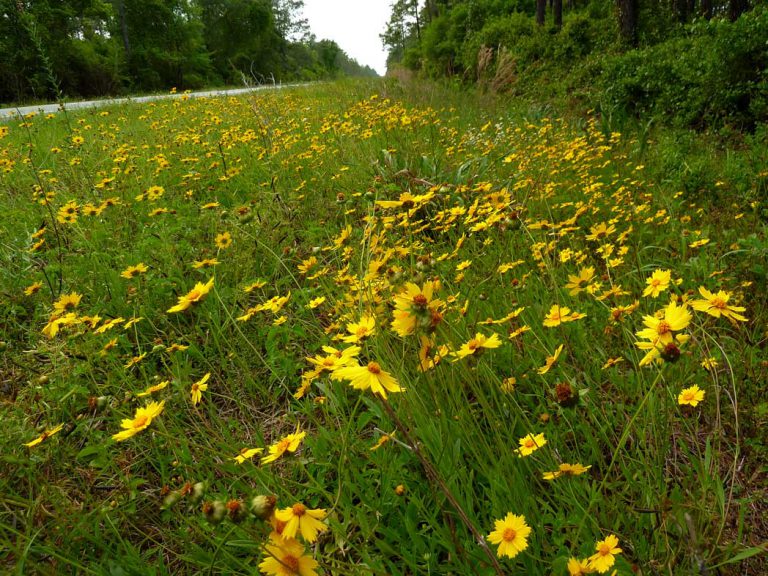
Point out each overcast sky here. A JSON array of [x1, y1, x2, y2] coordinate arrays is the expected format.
[[301, 0, 392, 76]]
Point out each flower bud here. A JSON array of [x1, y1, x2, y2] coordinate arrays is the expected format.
[[163, 491, 182, 509], [661, 343, 681, 363], [249, 494, 277, 520], [191, 482, 206, 503], [555, 382, 578, 407], [203, 500, 226, 524], [226, 499, 247, 523]]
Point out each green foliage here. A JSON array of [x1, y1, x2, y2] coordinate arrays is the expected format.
[[594, 8, 768, 129], [199, 0, 281, 85], [384, 1, 766, 130]]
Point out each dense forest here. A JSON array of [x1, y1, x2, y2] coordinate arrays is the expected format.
[[0, 0, 377, 104], [382, 0, 767, 129]]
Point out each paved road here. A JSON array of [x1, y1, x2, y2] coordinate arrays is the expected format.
[[0, 84, 295, 120]]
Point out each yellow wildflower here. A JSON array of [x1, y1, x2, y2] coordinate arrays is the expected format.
[[690, 286, 747, 322], [587, 534, 622, 574], [451, 332, 502, 361], [274, 504, 328, 542], [642, 269, 671, 298], [112, 401, 165, 441], [487, 513, 531, 559], [24, 423, 65, 448], [678, 385, 705, 407], [515, 432, 547, 457], [332, 361, 402, 399], [190, 373, 210, 405], [261, 426, 306, 465], [167, 277, 214, 313]]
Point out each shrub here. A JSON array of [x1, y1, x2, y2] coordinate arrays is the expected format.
[[594, 8, 768, 129]]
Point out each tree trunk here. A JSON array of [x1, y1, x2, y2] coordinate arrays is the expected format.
[[701, 0, 713, 18], [425, 0, 438, 22], [616, 0, 638, 46], [554, 0, 563, 28], [729, 0, 748, 21], [412, 0, 421, 41], [116, 0, 131, 58], [536, 0, 546, 26]]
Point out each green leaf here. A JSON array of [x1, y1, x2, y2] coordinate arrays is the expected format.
[[710, 545, 767, 569]]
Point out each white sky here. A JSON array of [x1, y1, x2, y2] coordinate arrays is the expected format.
[[301, 0, 392, 76]]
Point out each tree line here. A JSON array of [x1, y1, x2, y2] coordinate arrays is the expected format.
[[0, 0, 377, 104]]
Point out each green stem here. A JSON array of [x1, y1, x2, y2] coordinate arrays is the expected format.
[[577, 367, 664, 538]]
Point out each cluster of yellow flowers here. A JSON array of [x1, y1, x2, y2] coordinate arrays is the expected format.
[[488, 514, 622, 575]]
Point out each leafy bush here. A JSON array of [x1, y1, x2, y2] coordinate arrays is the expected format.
[[595, 8, 768, 129]]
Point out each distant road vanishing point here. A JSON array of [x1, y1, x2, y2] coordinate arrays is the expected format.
[[0, 84, 297, 121]]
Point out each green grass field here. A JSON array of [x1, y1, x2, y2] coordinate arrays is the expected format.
[[1, 79, 766, 575]]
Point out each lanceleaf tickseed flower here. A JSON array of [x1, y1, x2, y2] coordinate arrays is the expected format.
[[642, 269, 671, 298], [515, 433, 547, 457], [678, 385, 705, 407], [690, 286, 747, 322], [41, 312, 80, 339], [542, 304, 586, 327], [585, 222, 616, 242], [391, 280, 444, 337], [24, 423, 64, 448], [274, 504, 328, 542], [587, 534, 622, 573], [636, 301, 692, 347], [537, 344, 564, 375], [487, 513, 531, 559], [167, 277, 214, 313], [136, 380, 169, 397], [24, 281, 43, 296], [451, 332, 502, 361], [53, 292, 82, 313], [418, 335, 449, 372], [342, 314, 376, 343], [306, 296, 326, 309], [261, 426, 306, 465], [215, 231, 232, 249], [124, 352, 147, 369], [112, 401, 165, 441], [564, 267, 596, 296], [332, 361, 402, 399], [635, 300, 692, 366], [305, 345, 360, 378], [259, 534, 319, 576], [567, 557, 592, 575], [297, 256, 318, 275], [190, 373, 210, 405], [542, 462, 591, 480], [120, 263, 148, 279], [233, 447, 263, 464], [95, 317, 125, 334], [192, 258, 219, 269]]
